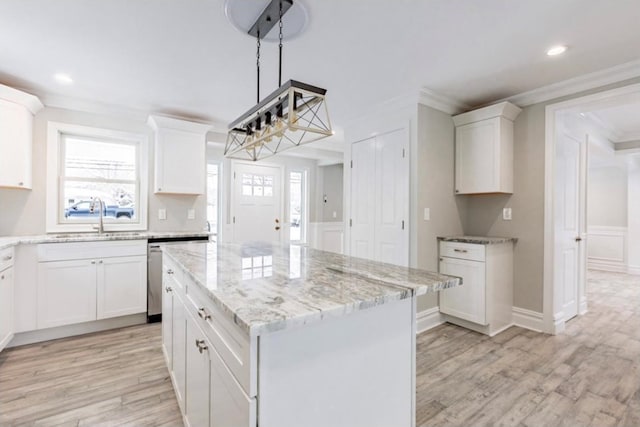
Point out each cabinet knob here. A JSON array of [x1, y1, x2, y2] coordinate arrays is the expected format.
[[165, 286, 173, 293], [455, 189, 459, 193], [167, 269, 174, 275], [197, 307, 211, 320], [2, 255, 12, 261], [158, 188, 162, 191], [91, 260, 96, 264], [195, 339, 208, 354], [18, 182, 24, 186], [98, 260, 104, 264], [1, 275, 4, 280]]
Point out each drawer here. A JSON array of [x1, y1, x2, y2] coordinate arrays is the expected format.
[[185, 282, 256, 397], [38, 240, 147, 262], [440, 241, 485, 262], [0, 247, 14, 272]]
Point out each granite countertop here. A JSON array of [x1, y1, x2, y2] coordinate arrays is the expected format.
[[0, 231, 212, 250], [438, 236, 517, 245], [163, 241, 461, 337]]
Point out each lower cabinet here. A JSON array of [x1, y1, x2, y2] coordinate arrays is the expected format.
[[0, 264, 14, 351], [438, 240, 514, 336], [37, 241, 147, 330], [164, 254, 256, 427]]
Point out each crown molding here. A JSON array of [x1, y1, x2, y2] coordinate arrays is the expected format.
[[503, 59, 640, 107], [418, 87, 470, 115], [0, 83, 43, 114]]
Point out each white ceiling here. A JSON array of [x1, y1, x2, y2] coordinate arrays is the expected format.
[[1, 0, 640, 132], [588, 103, 640, 143]]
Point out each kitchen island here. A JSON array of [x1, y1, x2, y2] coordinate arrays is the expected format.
[[161, 241, 460, 427]]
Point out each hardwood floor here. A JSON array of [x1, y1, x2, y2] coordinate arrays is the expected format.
[[1, 270, 638, 426], [417, 270, 640, 427], [0, 323, 183, 427]]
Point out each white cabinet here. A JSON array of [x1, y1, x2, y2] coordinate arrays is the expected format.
[[453, 101, 521, 195], [162, 275, 175, 369], [97, 255, 147, 319], [172, 291, 188, 410], [37, 259, 97, 329], [185, 311, 212, 427], [439, 239, 514, 336], [0, 247, 15, 351], [37, 241, 147, 330], [148, 115, 211, 195], [0, 85, 43, 189]]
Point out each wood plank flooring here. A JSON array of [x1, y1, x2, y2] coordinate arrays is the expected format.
[[0, 323, 183, 427], [0, 270, 638, 426], [416, 270, 640, 427]]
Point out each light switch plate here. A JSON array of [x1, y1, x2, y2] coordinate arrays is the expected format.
[[424, 208, 430, 221], [187, 209, 195, 220], [503, 208, 512, 221], [332, 211, 337, 218], [158, 208, 167, 220]]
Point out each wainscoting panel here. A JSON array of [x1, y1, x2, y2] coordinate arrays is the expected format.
[[308, 222, 345, 254], [587, 226, 627, 272]]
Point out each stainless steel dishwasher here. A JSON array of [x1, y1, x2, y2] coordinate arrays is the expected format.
[[147, 235, 210, 322]]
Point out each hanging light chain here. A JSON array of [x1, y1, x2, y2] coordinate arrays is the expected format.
[[256, 34, 261, 103], [278, 1, 283, 88]]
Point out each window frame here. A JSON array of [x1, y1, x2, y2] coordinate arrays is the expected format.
[[206, 161, 221, 236], [288, 168, 309, 244], [46, 122, 149, 233]]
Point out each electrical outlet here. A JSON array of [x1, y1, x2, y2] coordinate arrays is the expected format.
[[424, 208, 430, 221], [187, 209, 195, 220], [158, 209, 167, 220], [503, 208, 512, 221], [332, 211, 337, 218]]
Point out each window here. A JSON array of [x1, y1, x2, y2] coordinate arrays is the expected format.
[[289, 170, 307, 242], [207, 163, 220, 235], [242, 173, 274, 197], [46, 122, 148, 232]]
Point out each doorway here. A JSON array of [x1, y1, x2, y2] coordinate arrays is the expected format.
[[545, 82, 640, 334]]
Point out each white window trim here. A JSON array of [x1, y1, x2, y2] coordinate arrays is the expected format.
[[288, 168, 309, 244], [46, 121, 149, 233]]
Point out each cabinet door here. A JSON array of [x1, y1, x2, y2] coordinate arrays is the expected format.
[[211, 340, 256, 427], [162, 278, 174, 368], [186, 312, 211, 427], [155, 128, 205, 194], [37, 260, 97, 329], [455, 118, 500, 194], [96, 255, 147, 319], [172, 292, 187, 409], [439, 257, 487, 325], [0, 267, 14, 351], [0, 99, 32, 189]]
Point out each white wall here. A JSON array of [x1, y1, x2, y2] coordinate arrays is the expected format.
[[0, 106, 207, 236], [588, 166, 628, 227], [628, 163, 640, 274]]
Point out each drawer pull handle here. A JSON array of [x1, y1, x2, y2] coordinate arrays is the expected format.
[[453, 249, 468, 253], [165, 286, 173, 293], [198, 307, 211, 320], [166, 269, 174, 275], [2, 255, 12, 261], [195, 339, 208, 354]]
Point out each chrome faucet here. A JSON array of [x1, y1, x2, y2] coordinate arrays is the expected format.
[[90, 197, 105, 234]]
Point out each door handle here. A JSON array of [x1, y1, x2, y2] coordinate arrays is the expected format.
[[275, 218, 280, 223], [275, 226, 281, 231]]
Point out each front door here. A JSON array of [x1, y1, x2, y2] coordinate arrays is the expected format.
[[232, 162, 283, 243]]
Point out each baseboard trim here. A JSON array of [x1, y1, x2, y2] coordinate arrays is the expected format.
[[416, 307, 445, 334], [628, 265, 640, 275], [588, 259, 627, 273], [8, 313, 147, 348], [512, 307, 544, 333]]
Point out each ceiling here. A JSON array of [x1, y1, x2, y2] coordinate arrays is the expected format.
[[1, 0, 640, 133], [588, 103, 640, 143]]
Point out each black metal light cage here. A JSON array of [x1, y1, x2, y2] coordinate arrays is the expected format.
[[224, 0, 332, 161]]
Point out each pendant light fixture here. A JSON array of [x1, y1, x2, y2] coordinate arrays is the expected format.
[[224, 0, 333, 161]]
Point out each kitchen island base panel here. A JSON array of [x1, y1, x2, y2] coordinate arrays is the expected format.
[[259, 297, 414, 427]]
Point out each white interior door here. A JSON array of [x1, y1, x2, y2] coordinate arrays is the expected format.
[[555, 130, 586, 322], [233, 163, 283, 243], [350, 138, 376, 260], [349, 129, 409, 266], [375, 129, 409, 266]]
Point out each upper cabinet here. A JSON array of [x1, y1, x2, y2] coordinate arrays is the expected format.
[[0, 84, 43, 190], [148, 115, 211, 195], [453, 102, 521, 195]]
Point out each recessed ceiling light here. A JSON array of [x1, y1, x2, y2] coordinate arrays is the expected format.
[[53, 73, 73, 85], [546, 45, 567, 56]]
